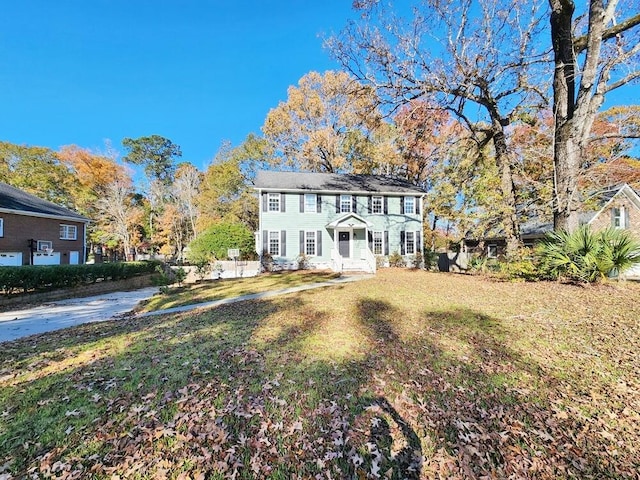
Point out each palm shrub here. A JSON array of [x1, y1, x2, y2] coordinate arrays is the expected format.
[[537, 225, 640, 282]]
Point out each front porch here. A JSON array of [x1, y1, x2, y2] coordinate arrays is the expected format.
[[327, 213, 376, 274]]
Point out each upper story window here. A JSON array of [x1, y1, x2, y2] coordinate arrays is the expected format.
[[612, 206, 629, 228], [372, 196, 383, 214], [340, 194, 352, 213], [404, 196, 415, 215], [0, 218, 3, 237], [304, 193, 317, 213], [268, 193, 281, 212], [60, 224, 77, 240]]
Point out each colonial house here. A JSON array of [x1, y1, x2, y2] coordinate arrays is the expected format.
[[254, 171, 426, 273], [0, 182, 90, 266]]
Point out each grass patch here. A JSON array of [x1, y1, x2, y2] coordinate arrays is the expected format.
[[141, 270, 341, 312], [1, 270, 639, 478]]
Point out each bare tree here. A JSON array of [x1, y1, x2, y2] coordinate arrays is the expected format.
[[549, 0, 640, 230], [95, 180, 143, 258], [327, 0, 550, 254]]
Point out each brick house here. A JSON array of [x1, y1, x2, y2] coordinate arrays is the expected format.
[[0, 182, 90, 266]]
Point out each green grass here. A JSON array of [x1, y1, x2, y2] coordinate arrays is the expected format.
[[1, 270, 639, 478], [141, 269, 341, 312]]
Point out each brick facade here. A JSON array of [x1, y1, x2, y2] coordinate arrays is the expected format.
[[588, 195, 640, 239], [0, 212, 86, 265]]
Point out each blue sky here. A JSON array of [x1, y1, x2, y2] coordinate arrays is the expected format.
[[0, 1, 355, 170]]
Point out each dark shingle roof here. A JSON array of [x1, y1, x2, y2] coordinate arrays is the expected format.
[[0, 183, 89, 222], [254, 171, 425, 194]]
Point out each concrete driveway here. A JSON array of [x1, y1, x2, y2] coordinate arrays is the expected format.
[[0, 287, 159, 343]]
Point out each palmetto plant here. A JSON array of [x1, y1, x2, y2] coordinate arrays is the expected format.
[[537, 225, 640, 282]]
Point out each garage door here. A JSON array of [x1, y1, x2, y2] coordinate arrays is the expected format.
[[33, 252, 61, 265], [0, 252, 22, 266]]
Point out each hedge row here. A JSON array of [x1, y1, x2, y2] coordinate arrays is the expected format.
[[0, 261, 162, 295]]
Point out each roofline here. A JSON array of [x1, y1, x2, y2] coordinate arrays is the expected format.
[[255, 186, 426, 196], [0, 208, 91, 223], [587, 183, 640, 225]]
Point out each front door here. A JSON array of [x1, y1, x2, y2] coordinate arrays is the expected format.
[[338, 231, 350, 258]]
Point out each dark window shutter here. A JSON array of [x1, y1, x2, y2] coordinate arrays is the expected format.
[[300, 194, 304, 213], [368, 196, 372, 214], [262, 193, 267, 212], [416, 231, 422, 253], [280, 193, 286, 212], [400, 197, 405, 214], [317, 195, 322, 213], [416, 196, 421, 215], [317, 230, 322, 256], [300, 230, 305, 254], [352, 196, 357, 214], [384, 197, 388, 214], [384, 231, 389, 255], [368, 231, 373, 251], [400, 231, 406, 255], [335, 194, 340, 213], [280, 230, 286, 256], [262, 230, 268, 254]]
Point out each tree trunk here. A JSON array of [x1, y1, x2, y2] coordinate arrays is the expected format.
[[492, 126, 521, 255]]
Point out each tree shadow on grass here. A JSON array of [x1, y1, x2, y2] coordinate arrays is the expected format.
[[0, 291, 636, 478]]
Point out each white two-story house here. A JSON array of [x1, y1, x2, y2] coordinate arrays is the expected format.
[[255, 171, 426, 273]]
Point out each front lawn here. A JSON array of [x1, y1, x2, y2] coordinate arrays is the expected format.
[[142, 270, 341, 312], [1, 270, 639, 478]]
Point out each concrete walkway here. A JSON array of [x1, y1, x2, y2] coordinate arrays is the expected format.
[[0, 275, 371, 343]]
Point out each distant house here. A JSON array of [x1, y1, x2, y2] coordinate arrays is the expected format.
[[0, 183, 90, 266], [254, 171, 426, 273], [461, 183, 640, 277]]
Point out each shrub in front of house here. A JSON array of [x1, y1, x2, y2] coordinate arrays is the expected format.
[[0, 261, 161, 295]]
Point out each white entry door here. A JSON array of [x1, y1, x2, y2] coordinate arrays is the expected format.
[[69, 251, 80, 265]]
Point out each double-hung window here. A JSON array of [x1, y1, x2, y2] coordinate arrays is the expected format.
[[372, 196, 383, 214], [404, 196, 415, 214], [305, 231, 317, 256], [612, 206, 628, 228], [304, 193, 317, 213], [268, 193, 281, 212], [60, 224, 77, 240], [340, 194, 352, 213], [373, 231, 384, 255], [268, 231, 280, 256], [405, 231, 416, 255]]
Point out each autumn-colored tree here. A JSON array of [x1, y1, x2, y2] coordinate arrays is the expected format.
[[262, 70, 389, 173], [0, 141, 78, 208], [57, 144, 132, 219], [328, 0, 550, 253], [197, 140, 259, 232], [94, 180, 145, 259], [549, 0, 640, 230]]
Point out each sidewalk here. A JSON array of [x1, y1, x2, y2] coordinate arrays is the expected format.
[[0, 275, 372, 343]]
